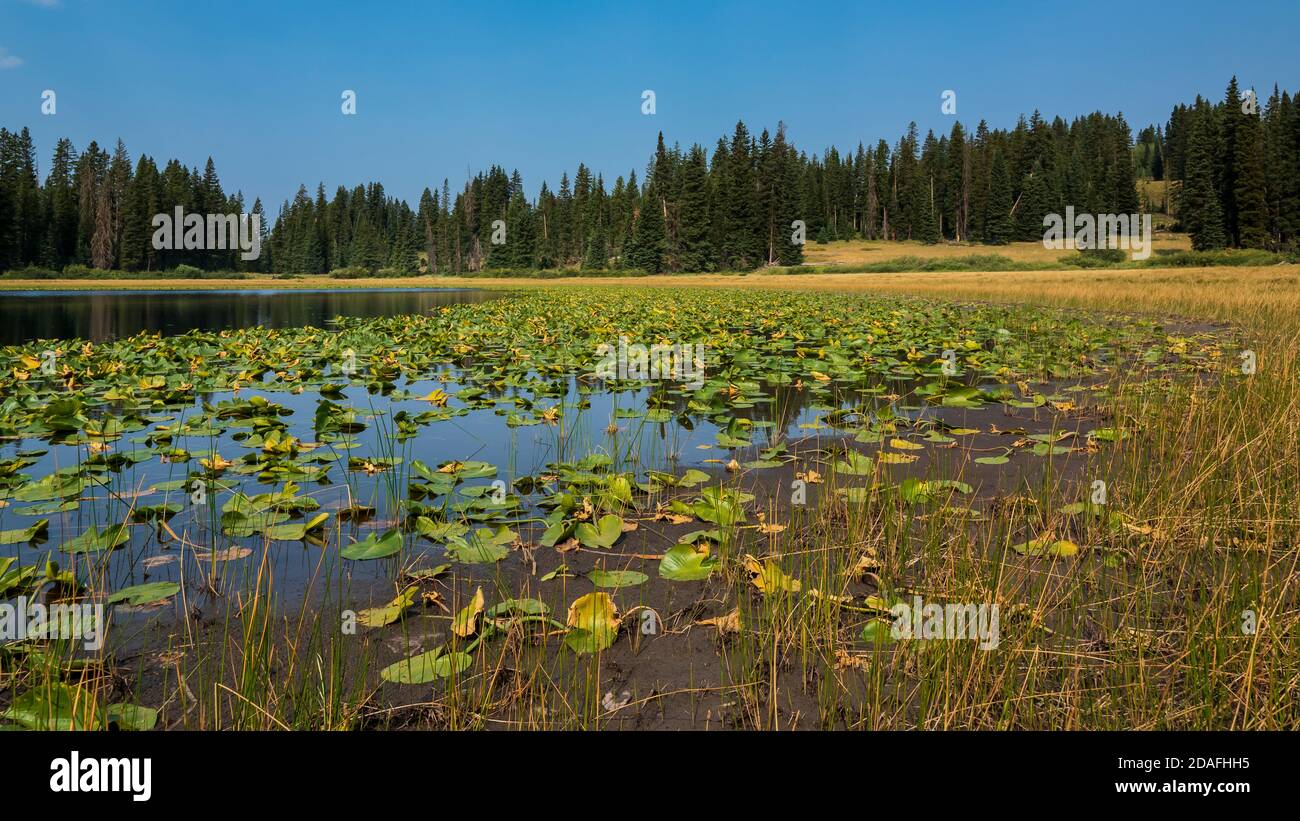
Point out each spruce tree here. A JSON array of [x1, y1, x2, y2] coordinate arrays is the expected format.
[[676, 144, 712, 271], [984, 150, 1014, 244], [723, 122, 761, 268], [627, 181, 667, 273], [1220, 78, 1242, 243], [1181, 116, 1227, 250], [942, 123, 969, 241], [1233, 106, 1269, 248], [1015, 164, 1051, 241], [773, 126, 805, 264], [350, 214, 383, 271], [916, 174, 941, 244]]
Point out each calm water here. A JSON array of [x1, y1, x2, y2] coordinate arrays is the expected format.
[[0, 288, 499, 344]]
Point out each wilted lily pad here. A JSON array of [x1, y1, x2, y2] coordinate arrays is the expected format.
[[565, 592, 619, 654]]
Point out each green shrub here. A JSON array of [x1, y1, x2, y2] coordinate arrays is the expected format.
[[2, 265, 61, 280]]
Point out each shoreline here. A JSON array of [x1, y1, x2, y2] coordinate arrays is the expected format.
[[0, 262, 1294, 294]]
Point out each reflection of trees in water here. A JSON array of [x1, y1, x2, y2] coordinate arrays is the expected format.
[[2, 290, 499, 345]]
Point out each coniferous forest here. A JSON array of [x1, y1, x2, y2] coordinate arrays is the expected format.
[[0, 77, 1296, 276]]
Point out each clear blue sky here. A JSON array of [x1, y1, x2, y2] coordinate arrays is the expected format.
[[2, 0, 1297, 206]]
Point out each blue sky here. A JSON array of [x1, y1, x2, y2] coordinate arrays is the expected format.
[[1, 0, 1297, 206]]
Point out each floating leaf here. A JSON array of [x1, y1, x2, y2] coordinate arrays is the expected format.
[[106, 703, 159, 731], [108, 581, 180, 606], [380, 648, 472, 684], [444, 527, 514, 563], [861, 617, 895, 645], [358, 585, 419, 628], [415, 517, 470, 542], [574, 514, 624, 549], [659, 543, 718, 581], [265, 512, 330, 542], [0, 518, 49, 546], [340, 529, 403, 560], [1012, 536, 1080, 557], [486, 597, 549, 618], [587, 569, 648, 588], [832, 450, 874, 476]]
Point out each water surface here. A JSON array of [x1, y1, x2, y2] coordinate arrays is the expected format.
[[0, 288, 498, 344]]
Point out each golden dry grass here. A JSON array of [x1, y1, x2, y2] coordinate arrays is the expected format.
[[798, 234, 1191, 266]]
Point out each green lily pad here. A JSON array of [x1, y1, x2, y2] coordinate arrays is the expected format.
[[340, 529, 403, 560]]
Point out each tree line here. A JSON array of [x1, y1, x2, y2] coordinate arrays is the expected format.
[[1160, 79, 1300, 250], [1, 77, 1296, 275]]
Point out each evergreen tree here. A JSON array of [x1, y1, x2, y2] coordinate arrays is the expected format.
[[1233, 106, 1269, 248], [915, 173, 941, 244], [984, 150, 1014, 244], [1015, 163, 1051, 241], [1180, 116, 1227, 250], [723, 122, 762, 268], [627, 181, 667, 272], [942, 123, 970, 241], [773, 125, 804, 264], [350, 214, 383, 271], [675, 144, 712, 271], [121, 155, 157, 271]]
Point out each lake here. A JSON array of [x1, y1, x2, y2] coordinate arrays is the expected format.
[[0, 287, 1041, 614], [0, 288, 500, 344]]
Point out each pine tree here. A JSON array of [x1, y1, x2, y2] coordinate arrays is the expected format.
[[1220, 78, 1242, 243], [1111, 117, 1140, 215], [773, 126, 804, 265], [1015, 164, 1051, 241], [916, 174, 940, 244], [582, 175, 608, 270], [1233, 105, 1269, 248], [0, 130, 19, 270], [582, 219, 607, 270], [723, 122, 761, 268], [121, 155, 158, 271], [8, 78, 1300, 276], [627, 181, 667, 273], [1180, 116, 1227, 250], [249, 198, 268, 273], [676, 144, 712, 271], [984, 150, 1014, 244], [942, 123, 970, 241], [506, 187, 536, 269], [46, 138, 78, 267], [350, 214, 383, 271]]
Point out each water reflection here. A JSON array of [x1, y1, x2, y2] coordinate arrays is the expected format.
[[0, 288, 499, 344]]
